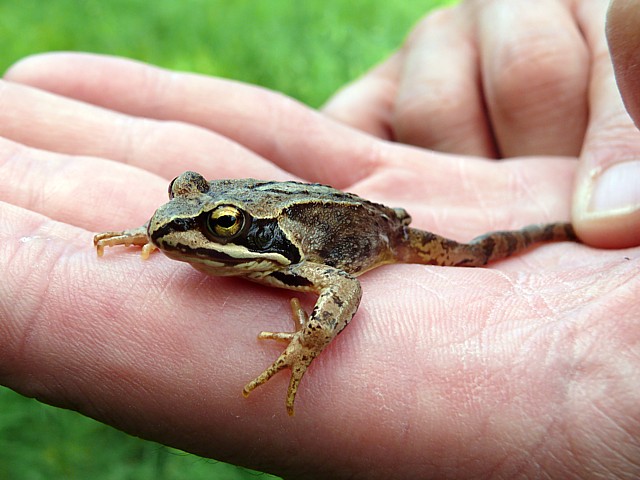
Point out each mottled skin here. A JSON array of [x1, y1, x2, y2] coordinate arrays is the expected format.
[[94, 171, 578, 415]]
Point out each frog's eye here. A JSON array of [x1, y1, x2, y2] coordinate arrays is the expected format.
[[205, 205, 246, 240]]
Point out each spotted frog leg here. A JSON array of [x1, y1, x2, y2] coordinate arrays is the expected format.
[[243, 264, 362, 416]]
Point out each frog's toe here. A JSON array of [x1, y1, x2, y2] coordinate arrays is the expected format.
[[257, 330, 296, 342], [284, 354, 314, 416], [242, 357, 287, 398], [243, 335, 317, 416], [93, 226, 151, 256]]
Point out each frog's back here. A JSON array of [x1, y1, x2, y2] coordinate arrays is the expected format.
[[208, 179, 410, 274], [209, 178, 362, 211], [272, 185, 408, 274]]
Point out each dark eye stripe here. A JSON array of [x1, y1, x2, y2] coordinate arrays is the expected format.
[[149, 216, 197, 243], [150, 214, 301, 265]]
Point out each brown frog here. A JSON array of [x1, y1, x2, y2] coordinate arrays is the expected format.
[[94, 171, 578, 415]]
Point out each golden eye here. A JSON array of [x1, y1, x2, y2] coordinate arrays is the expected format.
[[206, 205, 245, 239]]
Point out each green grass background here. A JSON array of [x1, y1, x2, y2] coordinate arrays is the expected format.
[[0, 1, 452, 478]]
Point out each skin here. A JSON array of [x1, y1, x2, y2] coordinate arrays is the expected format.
[[0, 0, 638, 478], [323, 0, 640, 249], [96, 172, 577, 416], [607, 0, 640, 129]]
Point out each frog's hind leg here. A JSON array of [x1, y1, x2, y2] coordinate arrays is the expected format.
[[462, 222, 577, 265], [398, 222, 577, 267]]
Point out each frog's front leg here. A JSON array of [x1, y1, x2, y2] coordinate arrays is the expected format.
[[243, 263, 362, 416], [93, 225, 157, 259]]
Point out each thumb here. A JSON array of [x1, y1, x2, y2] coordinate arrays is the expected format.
[[571, 0, 640, 249], [607, 0, 640, 129]]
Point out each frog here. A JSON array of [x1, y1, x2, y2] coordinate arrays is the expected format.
[[94, 171, 578, 415]]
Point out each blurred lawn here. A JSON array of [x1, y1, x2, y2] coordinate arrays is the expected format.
[[0, 0, 452, 478]]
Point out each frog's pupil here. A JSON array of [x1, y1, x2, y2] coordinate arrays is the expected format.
[[217, 215, 236, 228]]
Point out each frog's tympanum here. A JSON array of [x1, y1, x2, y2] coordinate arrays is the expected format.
[[94, 171, 578, 415]]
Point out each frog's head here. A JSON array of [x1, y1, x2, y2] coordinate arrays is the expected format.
[[147, 171, 301, 275]]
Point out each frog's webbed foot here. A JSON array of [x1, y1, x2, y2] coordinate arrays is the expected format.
[[243, 298, 315, 416], [93, 226, 156, 259]]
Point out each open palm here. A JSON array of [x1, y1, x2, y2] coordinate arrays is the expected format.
[[1, 51, 638, 479]]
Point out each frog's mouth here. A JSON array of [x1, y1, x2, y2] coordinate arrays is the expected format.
[[160, 240, 251, 264], [150, 213, 300, 271], [157, 235, 291, 274]]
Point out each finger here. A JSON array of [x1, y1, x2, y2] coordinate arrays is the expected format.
[[477, 0, 589, 157], [321, 53, 401, 140], [0, 121, 576, 245], [390, 7, 498, 156], [572, 0, 640, 248], [0, 137, 167, 230], [607, 0, 640, 128], [0, 79, 287, 181], [0, 201, 274, 462], [5, 53, 383, 187], [0, 195, 610, 479]]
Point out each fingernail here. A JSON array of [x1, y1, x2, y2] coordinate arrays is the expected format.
[[588, 160, 640, 214]]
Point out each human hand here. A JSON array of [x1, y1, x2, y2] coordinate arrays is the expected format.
[[323, 0, 640, 249], [1, 52, 638, 478]]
